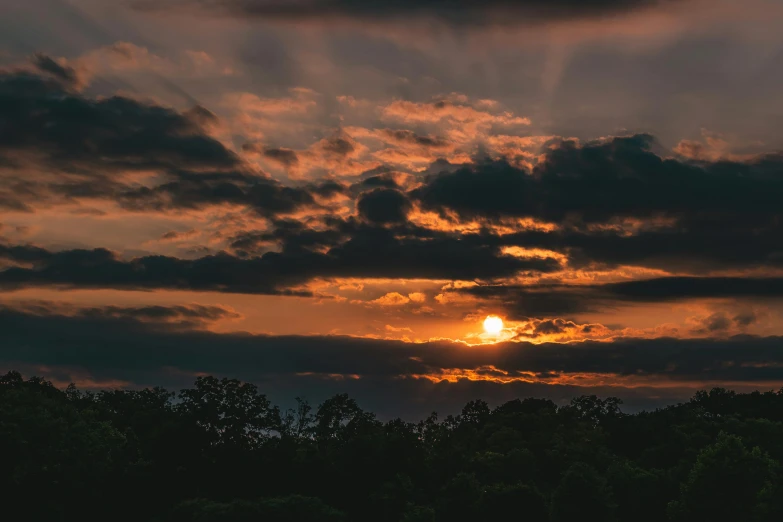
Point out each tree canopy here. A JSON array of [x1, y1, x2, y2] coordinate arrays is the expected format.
[[2, 371, 783, 522]]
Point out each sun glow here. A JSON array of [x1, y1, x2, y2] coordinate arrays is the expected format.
[[483, 315, 504, 335]]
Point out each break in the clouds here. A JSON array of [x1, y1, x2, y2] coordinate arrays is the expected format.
[[130, 0, 678, 26]]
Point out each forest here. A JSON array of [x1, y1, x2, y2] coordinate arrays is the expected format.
[[2, 370, 783, 522]]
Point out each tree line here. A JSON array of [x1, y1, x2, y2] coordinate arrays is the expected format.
[[2, 370, 783, 521]]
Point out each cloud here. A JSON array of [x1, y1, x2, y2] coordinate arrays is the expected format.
[[0, 66, 238, 173], [378, 129, 452, 149], [6, 301, 242, 330], [78, 42, 236, 80], [0, 219, 563, 293], [0, 245, 312, 295], [601, 277, 783, 301], [357, 189, 412, 224], [408, 292, 426, 303], [0, 63, 337, 218], [30, 53, 83, 88], [6, 76, 780, 302], [495, 225, 783, 273], [414, 134, 783, 227], [462, 277, 783, 318], [406, 135, 783, 272], [244, 131, 375, 179], [350, 172, 407, 192], [258, 147, 300, 168], [380, 97, 531, 139], [5, 59, 783, 321], [689, 312, 735, 335], [385, 324, 413, 333], [6, 300, 783, 386], [2, 303, 783, 418], [157, 229, 202, 243], [370, 292, 410, 306], [130, 0, 675, 27]]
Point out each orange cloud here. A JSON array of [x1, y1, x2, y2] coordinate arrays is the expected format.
[[385, 324, 414, 333], [370, 292, 411, 306], [408, 292, 426, 303], [78, 41, 237, 79]]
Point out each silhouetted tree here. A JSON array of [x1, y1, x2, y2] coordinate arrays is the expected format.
[[479, 483, 548, 522], [668, 432, 777, 522], [178, 376, 280, 449], [281, 396, 315, 439], [0, 372, 127, 521], [551, 463, 616, 522], [607, 461, 671, 522], [5, 372, 783, 522], [168, 496, 345, 522]]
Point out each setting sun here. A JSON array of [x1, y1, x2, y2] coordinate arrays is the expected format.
[[483, 315, 504, 335]]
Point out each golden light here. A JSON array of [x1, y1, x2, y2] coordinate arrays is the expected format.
[[483, 315, 504, 335]]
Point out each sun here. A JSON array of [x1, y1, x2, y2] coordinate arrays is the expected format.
[[483, 315, 504, 335]]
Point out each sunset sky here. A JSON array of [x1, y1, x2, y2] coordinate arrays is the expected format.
[[2, 0, 783, 418]]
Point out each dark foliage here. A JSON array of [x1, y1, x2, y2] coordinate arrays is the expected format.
[[2, 371, 783, 521]]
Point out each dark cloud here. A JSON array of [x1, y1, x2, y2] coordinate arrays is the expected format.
[[308, 180, 346, 199], [690, 312, 733, 335], [183, 105, 221, 128], [462, 277, 783, 318], [734, 311, 759, 327], [414, 135, 783, 228], [225, 217, 562, 281], [9, 301, 240, 329], [0, 221, 561, 293], [224, 214, 567, 282], [262, 147, 300, 168], [5, 61, 783, 313], [6, 299, 783, 385], [350, 174, 404, 195], [495, 225, 783, 273], [0, 65, 328, 218], [603, 277, 783, 301], [229, 218, 345, 257], [284, 220, 562, 280], [116, 174, 325, 218], [82, 303, 240, 323], [30, 52, 81, 86], [0, 69, 238, 172], [321, 135, 356, 156], [130, 0, 673, 27], [159, 229, 198, 242], [381, 129, 450, 148], [408, 135, 783, 272], [703, 313, 730, 332], [1, 303, 782, 418], [357, 188, 412, 224], [0, 245, 312, 295], [531, 318, 582, 336]]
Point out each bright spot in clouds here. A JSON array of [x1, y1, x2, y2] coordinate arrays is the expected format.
[[483, 315, 504, 335]]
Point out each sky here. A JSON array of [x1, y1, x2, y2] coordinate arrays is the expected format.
[[2, 0, 783, 418]]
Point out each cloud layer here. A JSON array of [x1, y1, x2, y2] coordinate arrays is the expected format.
[[130, 0, 677, 26], [3, 301, 782, 417], [2, 44, 783, 413]]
